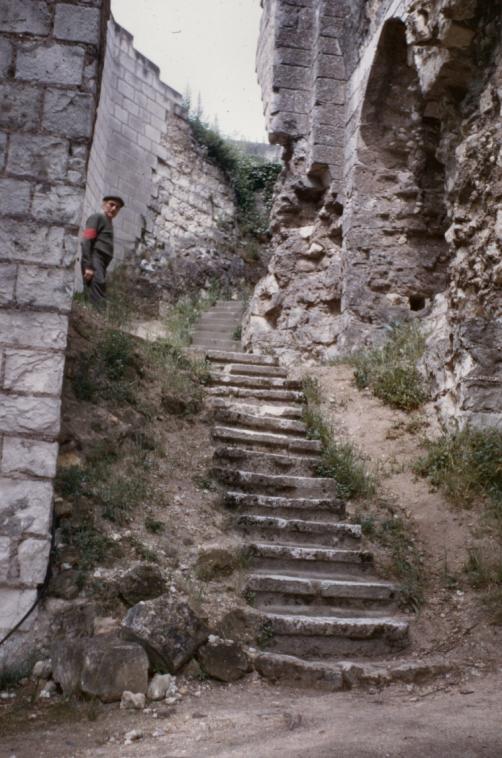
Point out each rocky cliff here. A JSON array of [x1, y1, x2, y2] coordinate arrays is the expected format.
[[244, 0, 501, 430]]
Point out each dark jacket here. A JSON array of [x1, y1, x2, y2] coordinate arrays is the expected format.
[[81, 213, 114, 270]]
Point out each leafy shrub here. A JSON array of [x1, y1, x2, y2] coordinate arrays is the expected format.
[[349, 322, 428, 411], [414, 427, 502, 516]]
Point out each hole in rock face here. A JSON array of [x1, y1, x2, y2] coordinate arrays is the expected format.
[[409, 294, 426, 311], [327, 298, 341, 315]]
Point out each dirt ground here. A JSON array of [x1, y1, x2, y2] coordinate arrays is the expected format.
[[2, 669, 502, 757]]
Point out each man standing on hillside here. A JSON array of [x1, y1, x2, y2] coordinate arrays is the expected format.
[[81, 195, 124, 305]]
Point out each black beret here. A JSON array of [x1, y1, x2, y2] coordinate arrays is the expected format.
[[103, 195, 125, 207]]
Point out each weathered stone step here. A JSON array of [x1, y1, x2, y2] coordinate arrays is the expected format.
[[245, 574, 397, 610], [191, 336, 240, 349], [212, 468, 339, 498], [215, 363, 288, 378], [210, 373, 302, 391], [252, 652, 447, 691], [236, 514, 360, 546], [257, 611, 409, 658], [208, 386, 304, 403], [224, 491, 345, 520], [248, 543, 373, 576], [212, 426, 321, 453], [206, 350, 279, 366], [214, 446, 320, 476], [193, 326, 237, 338], [209, 398, 303, 420], [214, 408, 306, 435]]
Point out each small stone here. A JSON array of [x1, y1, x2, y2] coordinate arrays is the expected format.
[[147, 673, 177, 701], [32, 660, 52, 680], [152, 729, 166, 738], [118, 563, 166, 607], [38, 680, 57, 699], [120, 691, 146, 710], [124, 729, 143, 744]]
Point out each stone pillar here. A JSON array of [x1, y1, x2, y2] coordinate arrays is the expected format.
[[0, 0, 109, 658]]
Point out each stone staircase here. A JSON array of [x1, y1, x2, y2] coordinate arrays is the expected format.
[[187, 301, 412, 689]]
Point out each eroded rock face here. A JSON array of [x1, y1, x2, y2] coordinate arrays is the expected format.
[[197, 636, 251, 682], [121, 595, 209, 673], [245, 0, 501, 429]]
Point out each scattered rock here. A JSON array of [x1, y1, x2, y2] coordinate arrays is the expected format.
[[52, 637, 149, 701], [32, 660, 52, 680], [120, 691, 146, 710], [38, 680, 58, 699], [122, 595, 209, 673], [195, 546, 239, 581], [118, 563, 167, 607], [124, 729, 143, 745], [197, 636, 250, 682], [147, 673, 177, 701]]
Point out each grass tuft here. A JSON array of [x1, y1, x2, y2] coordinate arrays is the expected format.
[[302, 377, 376, 500], [348, 322, 428, 411]]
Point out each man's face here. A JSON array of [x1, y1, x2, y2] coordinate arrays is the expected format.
[[102, 199, 122, 219]]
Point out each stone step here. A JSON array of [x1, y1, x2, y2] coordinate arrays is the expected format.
[[256, 611, 409, 658], [191, 336, 240, 349], [210, 373, 302, 391], [212, 468, 339, 498], [214, 446, 320, 477], [248, 542, 373, 576], [236, 514, 360, 546], [245, 573, 398, 610], [212, 426, 321, 453], [215, 363, 288, 378], [209, 398, 303, 420], [207, 350, 279, 366], [225, 491, 345, 521], [214, 408, 307, 435], [185, 347, 247, 360], [193, 326, 238, 338], [252, 653, 446, 691], [207, 386, 304, 403]]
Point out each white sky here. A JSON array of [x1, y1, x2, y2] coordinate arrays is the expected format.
[[111, 0, 267, 142]]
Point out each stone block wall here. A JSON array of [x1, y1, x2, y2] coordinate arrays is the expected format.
[[82, 17, 184, 263], [246, 0, 501, 430], [0, 0, 110, 658]]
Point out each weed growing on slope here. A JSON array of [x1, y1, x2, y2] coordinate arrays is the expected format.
[[348, 322, 428, 411], [72, 328, 137, 405], [302, 376, 376, 500]]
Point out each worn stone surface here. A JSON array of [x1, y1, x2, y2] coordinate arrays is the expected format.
[[245, 0, 502, 430], [197, 636, 251, 682], [118, 563, 167, 607], [121, 595, 209, 673]]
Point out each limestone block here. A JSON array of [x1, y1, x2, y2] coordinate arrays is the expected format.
[[276, 45, 312, 67], [32, 184, 83, 225], [273, 64, 311, 90], [0, 587, 38, 635], [0, 37, 12, 77], [312, 103, 345, 128], [16, 42, 85, 86], [0, 263, 16, 306], [54, 4, 101, 44], [0, 394, 61, 436], [270, 89, 309, 115], [310, 144, 342, 165], [319, 14, 344, 38], [16, 266, 74, 311], [0, 536, 11, 581], [276, 27, 314, 51], [270, 112, 309, 137], [0, 1, 50, 34], [0, 220, 66, 265], [0, 131, 6, 170], [4, 350, 64, 396], [122, 595, 209, 673], [43, 90, 95, 139], [318, 36, 342, 56], [315, 78, 345, 105], [81, 640, 149, 702], [0, 178, 31, 215], [197, 637, 250, 682], [316, 53, 345, 80], [7, 135, 69, 181], [1, 437, 58, 479], [439, 19, 475, 49], [0, 311, 68, 349], [0, 478, 53, 536], [118, 563, 167, 607], [17, 538, 51, 584], [0, 83, 43, 131]]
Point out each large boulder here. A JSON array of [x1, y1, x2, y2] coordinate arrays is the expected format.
[[51, 637, 149, 701], [118, 563, 167, 607], [197, 636, 250, 682], [121, 595, 208, 673]]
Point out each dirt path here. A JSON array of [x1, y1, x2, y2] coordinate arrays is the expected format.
[[2, 670, 502, 757]]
